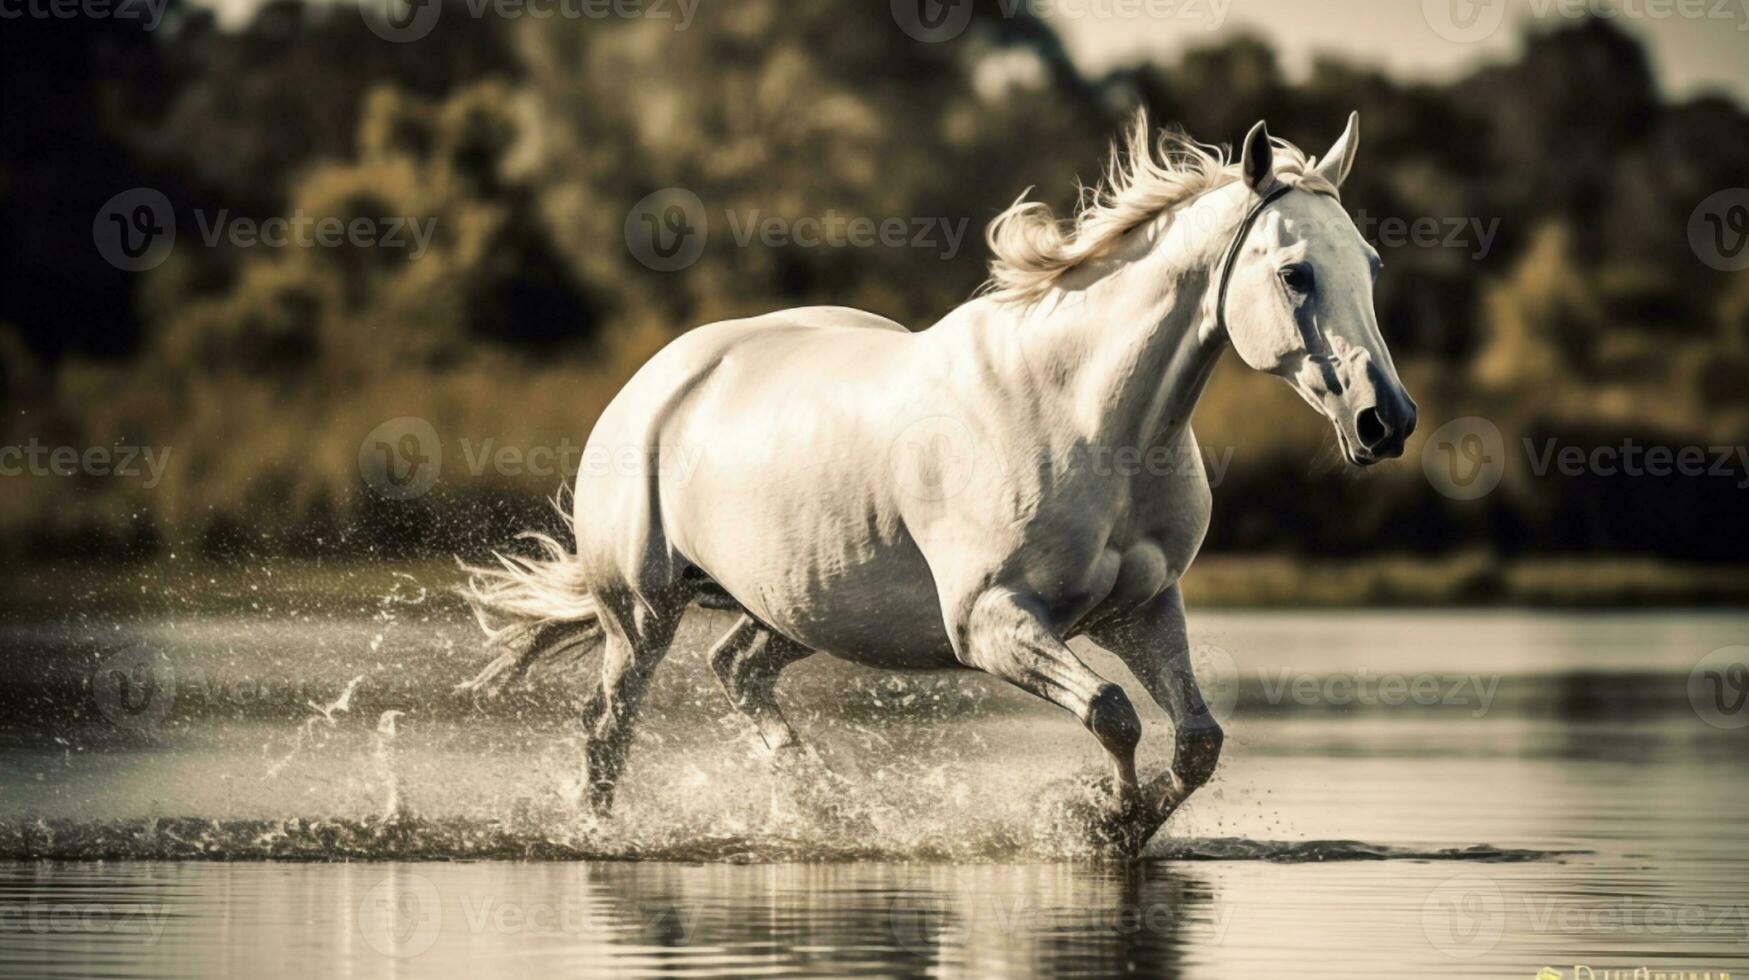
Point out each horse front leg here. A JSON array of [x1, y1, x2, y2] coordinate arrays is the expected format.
[[1086, 584, 1224, 834], [957, 588, 1147, 849]]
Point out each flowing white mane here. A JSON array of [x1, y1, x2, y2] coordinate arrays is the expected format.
[[983, 110, 1340, 303]]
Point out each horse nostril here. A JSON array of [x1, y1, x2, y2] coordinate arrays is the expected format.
[[1356, 407, 1390, 451]]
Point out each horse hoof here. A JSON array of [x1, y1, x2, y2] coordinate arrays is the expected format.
[[1084, 810, 1148, 857], [1172, 727, 1224, 792], [1045, 773, 1156, 856]]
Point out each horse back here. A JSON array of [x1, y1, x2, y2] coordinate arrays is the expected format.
[[570, 305, 914, 598]]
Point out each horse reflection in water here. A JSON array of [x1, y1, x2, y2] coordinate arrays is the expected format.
[[461, 111, 1416, 854], [539, 861, 1210, 976]]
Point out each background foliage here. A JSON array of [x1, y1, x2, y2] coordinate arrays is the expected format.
[[1, 0, 1745, 565]]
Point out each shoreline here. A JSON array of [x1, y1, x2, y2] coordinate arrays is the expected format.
[[2, 554, 1746, 618]]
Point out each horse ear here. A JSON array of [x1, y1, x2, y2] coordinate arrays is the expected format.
[[1240, 120, 1274, 193], [1314, 111, 1360, 188]]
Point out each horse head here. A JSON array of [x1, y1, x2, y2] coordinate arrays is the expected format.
[[1218, 113, 1418, 465]]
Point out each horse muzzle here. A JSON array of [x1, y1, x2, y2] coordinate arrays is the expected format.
[[1347, 386, 1417, 464]]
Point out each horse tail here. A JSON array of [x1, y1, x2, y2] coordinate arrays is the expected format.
[[456, 505, 605, 697]]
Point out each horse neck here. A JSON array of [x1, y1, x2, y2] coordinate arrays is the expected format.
[[1013, 186, 1244, 453]]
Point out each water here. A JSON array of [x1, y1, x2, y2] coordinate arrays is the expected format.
[[1, 595, 1746, 978]]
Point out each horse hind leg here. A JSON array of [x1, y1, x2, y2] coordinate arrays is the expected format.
[[579, 587, 689, 815], [708, 614, 815, 752]]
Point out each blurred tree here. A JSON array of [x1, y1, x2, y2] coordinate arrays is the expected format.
[[2, 8, 1745, 563]]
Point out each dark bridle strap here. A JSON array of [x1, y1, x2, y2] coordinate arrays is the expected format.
[[1214, 183, 1293, 334]]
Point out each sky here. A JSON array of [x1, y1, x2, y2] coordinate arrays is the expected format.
[[1043, 0, 1749, 104]]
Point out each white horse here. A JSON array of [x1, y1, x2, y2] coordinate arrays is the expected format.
[[461, 111, 1416, 854]]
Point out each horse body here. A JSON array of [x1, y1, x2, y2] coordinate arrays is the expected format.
[[576, 299, 1213, 670], [463, 111, 1416, 854], [581, 305, 950, 666]]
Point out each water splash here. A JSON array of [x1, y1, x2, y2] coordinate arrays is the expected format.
[[0, 814, 1582, 864], [265, 674, 366, 778], [0, 572, 1620, 868], [373, 709, 406, 821]]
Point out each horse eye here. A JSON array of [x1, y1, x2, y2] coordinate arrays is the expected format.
[[1279, 263, 1314, 294]]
